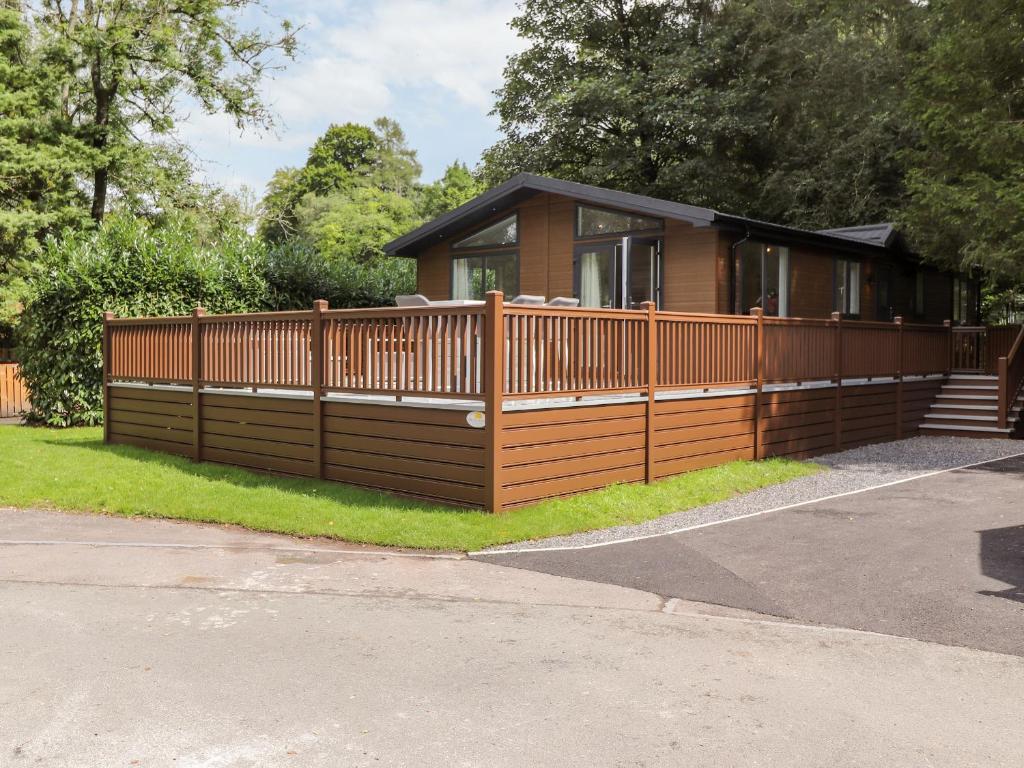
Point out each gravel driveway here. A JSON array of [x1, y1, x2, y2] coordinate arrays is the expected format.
[[477, 436, 1024, 553]]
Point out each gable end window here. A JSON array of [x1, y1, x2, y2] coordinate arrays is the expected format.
[[452, 214, 518, 250], [576, 204, 662, 238]]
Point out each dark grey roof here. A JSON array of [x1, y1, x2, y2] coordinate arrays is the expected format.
[[816, 223, 899, 249], [384, 173, 900, 257]]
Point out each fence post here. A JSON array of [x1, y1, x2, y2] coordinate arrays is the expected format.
[[484, 291, 505, 513], [643, 301, 657, 483], [944, 319, 953, 375], [832, 311, 843, 451], [750, 308, 764, 460], [191, 306, 205, 462], [102, 311, 113, 444], [311, 299, 328, 480], [997, 356, 1009, 429], [895, 316, 904, 439]]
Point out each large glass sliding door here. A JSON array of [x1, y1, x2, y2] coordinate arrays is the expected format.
[[627, 238, 662, 308], [734, 241, 789, 317], [574, 237, 663, 309]]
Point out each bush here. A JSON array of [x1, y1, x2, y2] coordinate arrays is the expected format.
[[16, 215, 268, 426], [264, 239, 414, 310]]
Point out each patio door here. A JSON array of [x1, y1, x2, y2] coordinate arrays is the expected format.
[[574, 237, 663, 310], [626, 237, 663, 309]]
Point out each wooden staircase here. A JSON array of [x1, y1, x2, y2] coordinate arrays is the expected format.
[[920, 373, 1022, 438]]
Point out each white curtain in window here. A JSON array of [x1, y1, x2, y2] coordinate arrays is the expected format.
[[452, 258, 471, 300], [778, 247, 790, 317], [579, 252, 602, 307], [849, 261, 861, 315]]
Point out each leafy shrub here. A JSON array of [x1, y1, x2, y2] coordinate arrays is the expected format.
[[16, 214, 268, 426], [264, 239, 414, 310]]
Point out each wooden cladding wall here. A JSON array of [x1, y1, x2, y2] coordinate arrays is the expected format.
[[502, 403, 647, 507], [499, 379, 945, 508], [759, 378, 944, 460], [107, 386, 194, 457], [651, 394, 756, 480], [107, 385, 486, 507], [322, 401, 485, 507]]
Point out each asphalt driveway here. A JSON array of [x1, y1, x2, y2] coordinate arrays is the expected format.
[[476, 453, 1024, 656]]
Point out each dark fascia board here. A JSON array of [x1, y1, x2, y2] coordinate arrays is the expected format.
[[383, 172, 906, 259], [714, 214, 899, 258], [384, 173, 717, 256]]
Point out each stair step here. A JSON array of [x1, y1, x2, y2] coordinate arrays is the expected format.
[[931, 406, 998, 417], [925, 415, 995, 428], [920, 423, 1014, 436], [948, 376, 998, 383], [942, 385, 998, 392]]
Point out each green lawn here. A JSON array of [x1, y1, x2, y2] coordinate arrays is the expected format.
[[0, 425, 820, 551]]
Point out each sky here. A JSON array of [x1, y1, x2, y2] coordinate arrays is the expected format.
[[179, 0, 526, 196]]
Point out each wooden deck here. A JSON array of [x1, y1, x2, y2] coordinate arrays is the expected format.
[[102, 294, 1019, 512]]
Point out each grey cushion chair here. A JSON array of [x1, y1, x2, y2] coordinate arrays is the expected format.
[[395, 294, 431, 307], [545, 297, 580, 307], [510, 294, 546, 306]]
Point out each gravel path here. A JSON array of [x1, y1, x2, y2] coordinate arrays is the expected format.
[[477, 436, 1024, 553]]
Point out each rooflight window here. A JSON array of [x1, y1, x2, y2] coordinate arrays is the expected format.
[[576, 205, 662, 238], [452, 214, 517, 249]]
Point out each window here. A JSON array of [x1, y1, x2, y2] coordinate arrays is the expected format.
[[835, 259, 862, 316], [576, 204, 662, 238], [734, 241, 789, 317], [574, 243, 619, 308], [915, 271, 926, 316], [953, 278, 976, 324], [451, 252, 519, 300], [452, 214, 517, 250]]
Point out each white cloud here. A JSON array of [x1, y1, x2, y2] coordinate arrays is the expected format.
[[181, 0, 525, 193]]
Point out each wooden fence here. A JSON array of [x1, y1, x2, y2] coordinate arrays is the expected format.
[[104, 294, 960, 511], [0, 349, 29, 419]]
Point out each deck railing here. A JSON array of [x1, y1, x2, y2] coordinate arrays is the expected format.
[[997, 325, 1024, 429], [105, 294, 957, 408]]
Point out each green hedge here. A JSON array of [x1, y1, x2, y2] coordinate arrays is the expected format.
[[16, 215, 268, 426]]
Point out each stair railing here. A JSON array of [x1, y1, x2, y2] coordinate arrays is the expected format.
[[996, 324, 1024, 429]]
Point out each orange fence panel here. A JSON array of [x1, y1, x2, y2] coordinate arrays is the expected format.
[[655, 313, 756, 389], [201, 313, 312, 389], [324, 306, 484, 397], [503, 306, 646, 397], [108, 319, 192, 385], [842, 322, 900, 379], [762, 318, 836, 382], [902, 324, 949, 376], [0, 362, 29, 417]]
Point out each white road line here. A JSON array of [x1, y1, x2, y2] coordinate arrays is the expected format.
[[472, 449, 1024, 556], [0, 539, 463, 560]]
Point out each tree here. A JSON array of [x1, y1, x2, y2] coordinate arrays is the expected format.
[[0, 2, 92, 329], [29, 0, 296, 223], [258, 119, 423, 243], [900, 0, 1024, 280], [296, 186, 421, 263], [484, 0, 921, 229], [418, 162, 485, 220]]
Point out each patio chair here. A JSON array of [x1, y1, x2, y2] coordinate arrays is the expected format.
[[395, 294, 431, 307], [545, 297, 580, 308], [510, 294, 546, 306]]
